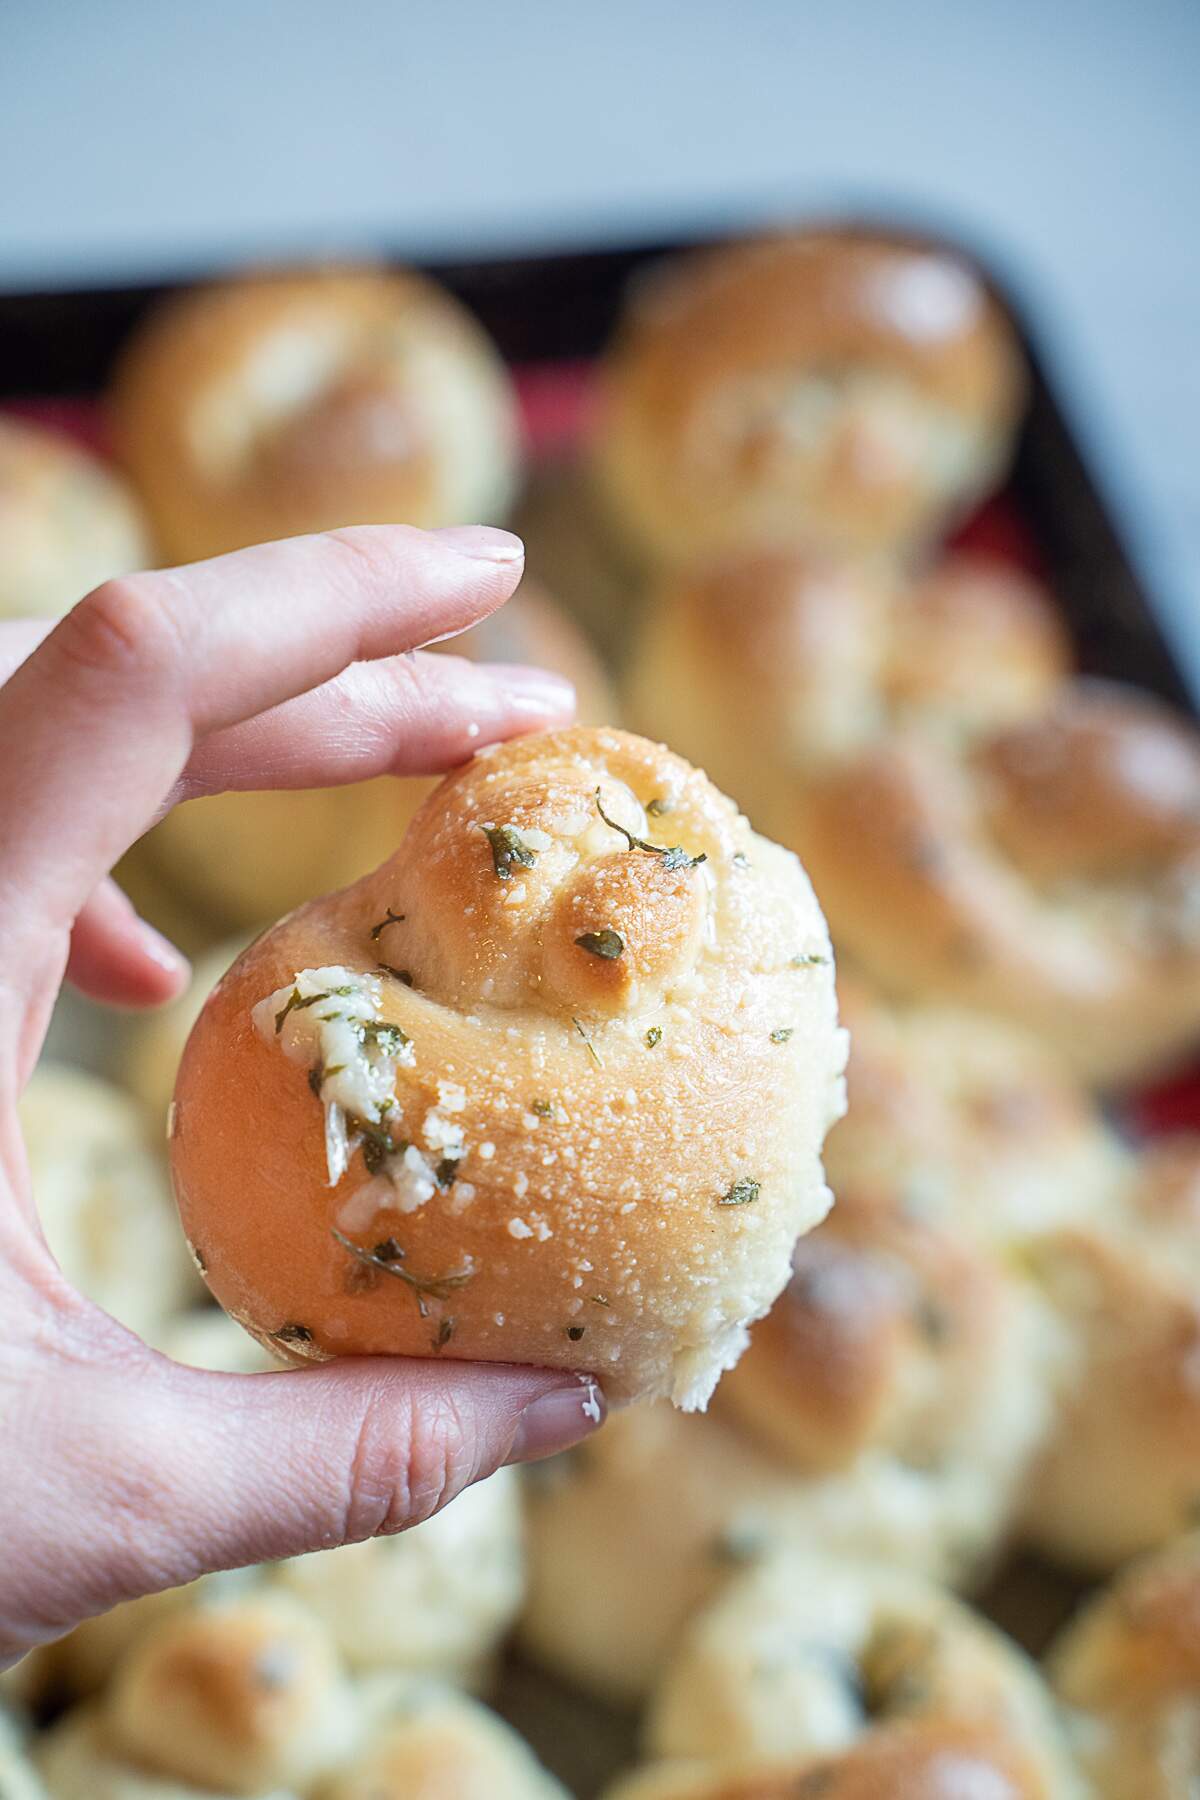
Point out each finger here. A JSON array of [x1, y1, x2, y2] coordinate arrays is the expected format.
[[0, 525, 524, 971], [9, 1326, 604, 1650], [171, 653, 575, 804], [66, 879, 190, 1009]]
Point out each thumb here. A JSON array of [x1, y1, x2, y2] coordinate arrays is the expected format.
[[11, 1326, 604, 1657]]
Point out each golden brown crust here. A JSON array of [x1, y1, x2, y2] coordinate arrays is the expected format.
[[170, 727, 845, 1407], [717, 1184, 1021, 1473], [646, 1551, 1081, 1790], [104, 1595, 356, 1793], [135, 576, 617, 935], [317, 1690, 569, 1799], [1020, 1135, 1200, 1569], [0, 414, 150, 619], [595, 230, 1025, 564], [605, 1722, 1056, 1799], [795, 684, 1200, 1083], [1048, 1533, 1200, 1796], [1050, 1533, 1200, 1708], [626, 548, 1069, 842], [824, 974, 1121, 1236], [110, 266, 520, 562]]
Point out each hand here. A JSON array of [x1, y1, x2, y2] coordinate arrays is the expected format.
[[0, 524, 606, 1671]]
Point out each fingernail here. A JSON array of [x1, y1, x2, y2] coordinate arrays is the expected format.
[[489, 664, 577, 717], [505, 1376, 606, 1466], [431, 525, 525, 564], [138, 919, 190, 977]]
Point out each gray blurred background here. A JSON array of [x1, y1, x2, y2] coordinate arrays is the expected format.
[[2, 0, 1197, 645]]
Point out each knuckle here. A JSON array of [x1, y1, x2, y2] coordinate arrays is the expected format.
[[54, 576, 180, 684], [341, 1385, 477, 1541]]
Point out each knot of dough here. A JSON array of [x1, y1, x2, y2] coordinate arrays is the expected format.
[[1048, 1534, 1200, 1795], [628, 549, 1070, 848], [795, 683, 1200, 1081], [597, 232, 1024, 562], [1019, 1134, 1200, 1570], [104, 1597, 353, 1794], [385, 735, 713, 1016], [647, 1551, 1074, 1784], [605, 1723, 1057, 1800], [718, 1184, 1025, 1476], [977, 682, 1200, 881]]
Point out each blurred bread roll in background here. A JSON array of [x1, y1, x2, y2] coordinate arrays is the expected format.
[[18, 1063, 201, 1338], [132, 578, 615, 936], [97, 1594, 357, 1795], [0, 414, 150, 619], [645, 1550, 1081, 1790], [715, 1177, 1059, 1529], [519, 1373, 1036, 1710], [603, 1724, 1066, 1800], [110, 266, 521, 563], [796, 682, 1200, 1083], [519, 1405, 795, 1706], [272, 1467, 523, 1689], [594, 230, 1025, 566], [170, 726, 845, 1407], [1019, 1135, 1200, 1570], [825, 974, 1124, 1242], [1047, 1530, 1200, 1798], [627, 548, 1069, 838], [315, 1684, 571, 1800]]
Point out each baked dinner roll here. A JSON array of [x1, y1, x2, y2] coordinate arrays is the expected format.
[[110, 266, 519, 563], [0, 414, 150, 620], [272, 1467, 523, 1687], [603, 1722, 1066, 1800], [716, 1177, 1058, 1513], [627, 550, 1069, 837], [314, 1682, 569, 1800], [19, 1063, 200, 1337], [519, 1405, 791, 1705], [594, 231, 1025, 566], [827, 974, 1121, 1232], [102, 1594, 356, 1795], [646, 1551, 1079, 1790], [519, 1390, 1028, 1708], [13, 1582, 227, 1714], [1019, 1135, 1200, 1570], [37, 1711, 241, 1800], [1047, 1530, 1200, 1798], [170, 726, 846, 1407], [796, 682, 1200, 1083], [136, 578, 615, 935]]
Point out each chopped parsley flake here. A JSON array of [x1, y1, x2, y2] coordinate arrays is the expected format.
[[481, 822, 538, 880], [576, 928, 625, 960], [369, 908, 406, 941], [594, 789, 705, 872], [719, 1178, 761, 1207]]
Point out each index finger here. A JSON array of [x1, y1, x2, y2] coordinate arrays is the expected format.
[[0, 524, 523, 977]]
